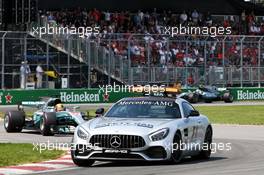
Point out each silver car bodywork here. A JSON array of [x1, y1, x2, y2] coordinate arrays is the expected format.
[[71, 97, 212, 162]]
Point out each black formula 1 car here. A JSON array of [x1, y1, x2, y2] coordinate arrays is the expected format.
[[178, 86, 234, 103]]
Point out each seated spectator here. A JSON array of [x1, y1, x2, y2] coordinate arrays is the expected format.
[[180, 11, 188, 25], [192, 10, 199, 24], [40, 8, 264, 70]]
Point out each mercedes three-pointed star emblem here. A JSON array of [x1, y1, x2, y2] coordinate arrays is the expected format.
[[110, 136, 121, 148]]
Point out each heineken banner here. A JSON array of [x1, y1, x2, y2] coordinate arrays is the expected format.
[[231, 88, 264, 100], [0, 89, 140, 105], [0, 87, 264, 105]]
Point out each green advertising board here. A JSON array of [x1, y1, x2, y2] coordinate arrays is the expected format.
[[0, 87, 264, 105], [229, 88, 264, 101], [0, 89, 141, 105]]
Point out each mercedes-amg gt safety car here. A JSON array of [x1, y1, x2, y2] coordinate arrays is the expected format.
[[71, 96, 213, 166]]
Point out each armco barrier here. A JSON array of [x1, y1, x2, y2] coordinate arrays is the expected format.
[[0, 88, 264, 105]]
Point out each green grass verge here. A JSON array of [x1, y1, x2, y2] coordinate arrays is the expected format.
[[86, 106, 264, 125], [0, 143, 65, 167], [196, 105, 264, 125]]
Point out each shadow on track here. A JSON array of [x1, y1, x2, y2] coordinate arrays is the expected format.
[[92, 156, 227, 167], [21, 131, 74, 137]]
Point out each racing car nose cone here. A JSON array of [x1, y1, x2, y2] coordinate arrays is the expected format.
[[110, 136, 122, 148]]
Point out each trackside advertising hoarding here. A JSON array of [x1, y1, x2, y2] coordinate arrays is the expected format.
[[0, 89, 140, 105], [233, 88, 264, 100], [0, 88, 264, 105]]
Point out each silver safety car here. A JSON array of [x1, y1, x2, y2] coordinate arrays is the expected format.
[[71, 96, 213, 166]]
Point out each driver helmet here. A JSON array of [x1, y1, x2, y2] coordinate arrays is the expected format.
[[55, 103, 64, 111], [199, 84, 205, 89]]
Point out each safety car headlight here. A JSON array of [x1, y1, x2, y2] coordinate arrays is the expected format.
[[149, 128, 169, 141], [77, 127, 89, 140]]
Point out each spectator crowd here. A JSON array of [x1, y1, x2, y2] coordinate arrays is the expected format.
[[40, 8, 264, 68]]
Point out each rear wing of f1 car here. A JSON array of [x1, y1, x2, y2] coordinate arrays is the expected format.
[[19, 101, 46, 108]]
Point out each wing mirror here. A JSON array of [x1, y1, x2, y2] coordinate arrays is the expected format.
[[188, 110, 200, 117], [95, 108, 105, 117]]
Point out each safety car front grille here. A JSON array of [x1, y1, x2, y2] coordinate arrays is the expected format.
[[89, 134, 146, 149]]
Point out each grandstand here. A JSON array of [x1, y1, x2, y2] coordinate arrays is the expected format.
[[0, 0, 264, 89]]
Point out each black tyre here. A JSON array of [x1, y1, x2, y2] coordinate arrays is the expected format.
[[198, 126, 213, 159], [192, 93, 199, 103], [40, 112, 56, 136], [71, 149, 95, 167], [223, 92, 233, 103], [4, 111, 25, 132], [170, 131, 183, 164]]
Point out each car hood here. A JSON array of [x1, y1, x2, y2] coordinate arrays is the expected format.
[[82, 117, 175, 135]]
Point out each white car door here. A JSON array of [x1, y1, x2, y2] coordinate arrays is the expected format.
[[181, 102, 199, 149]]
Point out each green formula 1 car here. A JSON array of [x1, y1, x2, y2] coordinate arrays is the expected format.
[[4, 97, 86, 136]]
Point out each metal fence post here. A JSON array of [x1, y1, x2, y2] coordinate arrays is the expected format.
[[185, 37, 189, 86], [87, 39, 91, 88], [67, 37, 71, 88], [222, 36, 226, 86], [128, 37, 132, 85], [108, 39, 111, 85], [24, 36, 27, 62], [147, 40, 151, 83], [23, 34, 28, 89], [204, 39, 207, 85], [240, 37, 245, 88], [46, 37, 49, 88], [1, 32, 8, 89], [166, 38, 170, 85], [258, 36, 263, 87]]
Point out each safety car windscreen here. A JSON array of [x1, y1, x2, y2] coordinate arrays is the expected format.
[[105, 100, 181, 119]]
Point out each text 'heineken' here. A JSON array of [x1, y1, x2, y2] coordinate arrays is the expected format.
[[237, 90, 264, 100], [60, 92, 100, 103]]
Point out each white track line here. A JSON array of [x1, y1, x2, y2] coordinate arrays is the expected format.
[[44, 159, 73, 163], [0, 168, 34, 175], [23, 163, 70, 169]]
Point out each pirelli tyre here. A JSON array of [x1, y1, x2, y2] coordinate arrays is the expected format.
[[170, 131, 183, 164], [223, 92, 234, 103], [194, 126, 213, 159], [40, 112, 57, 136], [71, 149, 95, 167], [4, 111, 25, 132]]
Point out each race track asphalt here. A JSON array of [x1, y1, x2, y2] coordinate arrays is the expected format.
[[30, 125, 264, 175], [0, 102, 264, 175]]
